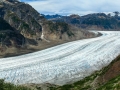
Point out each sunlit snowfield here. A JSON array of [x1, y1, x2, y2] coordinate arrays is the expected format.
[[0, 31, 120, 85]]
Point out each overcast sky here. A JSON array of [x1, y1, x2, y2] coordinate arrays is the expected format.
[[20, 0, 120, 15]]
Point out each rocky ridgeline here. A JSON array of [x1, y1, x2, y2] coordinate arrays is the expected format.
[[45, 13, 120, 30]]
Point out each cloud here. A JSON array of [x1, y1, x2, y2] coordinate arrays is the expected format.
[[21, 0, 120, 15]]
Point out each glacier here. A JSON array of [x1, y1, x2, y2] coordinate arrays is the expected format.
[[0, 31, 120, 85]]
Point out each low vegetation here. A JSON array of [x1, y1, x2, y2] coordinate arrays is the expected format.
[[0, 79, 31, 90], [97, 75, 120, 90]]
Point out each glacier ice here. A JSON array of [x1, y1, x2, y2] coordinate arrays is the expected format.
[[0, 31, 120, 85]]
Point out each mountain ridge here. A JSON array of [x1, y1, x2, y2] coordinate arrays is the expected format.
[[44, 13, 120, 30]]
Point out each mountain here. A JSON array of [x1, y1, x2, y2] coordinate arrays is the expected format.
[[0, 0, 95, 57], [44, 13, 120, 30]]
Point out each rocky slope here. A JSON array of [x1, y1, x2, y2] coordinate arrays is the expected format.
[[0, 0, 96, 57], [45, 13, 120, 30]]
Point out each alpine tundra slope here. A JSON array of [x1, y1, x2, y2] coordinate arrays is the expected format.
[[0, 31, 120, 85]]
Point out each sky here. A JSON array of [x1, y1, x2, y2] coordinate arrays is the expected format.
[[20, 0, 120, 15]]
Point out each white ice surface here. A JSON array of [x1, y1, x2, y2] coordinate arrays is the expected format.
[[0, 31, 120, 85]]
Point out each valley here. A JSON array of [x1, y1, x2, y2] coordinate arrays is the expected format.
[[0, 0, 120, 90], [0, 31, 120, 87]]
